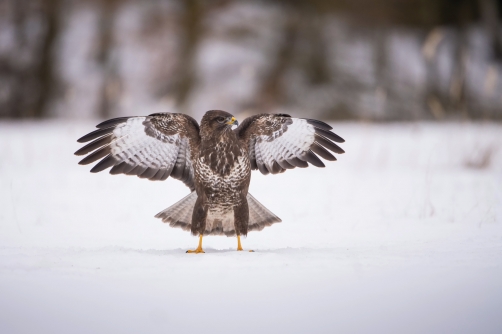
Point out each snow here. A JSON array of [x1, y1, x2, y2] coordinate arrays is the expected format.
[[1, 120, 501, 333]]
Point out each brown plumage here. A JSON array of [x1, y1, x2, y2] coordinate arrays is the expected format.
[[75, 110, 345, 252]]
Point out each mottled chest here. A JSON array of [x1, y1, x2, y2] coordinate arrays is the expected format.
[[194, 141, 251, 203], [195, 143, 250, 182]]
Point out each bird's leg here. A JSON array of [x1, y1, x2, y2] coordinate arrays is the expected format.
[[186, 235, 205, 254], [237, 235, 254, 252], [237, 235, 243, 251]]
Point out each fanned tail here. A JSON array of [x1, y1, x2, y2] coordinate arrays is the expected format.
[[154, 192, 281, 234], [154, 191, 197, 231], [246, 193, 282, 232]]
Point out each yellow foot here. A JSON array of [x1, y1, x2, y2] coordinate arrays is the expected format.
[[186, 248, 205, 254], [236, 235, 253, 252], [186, 235, 204, 253], [237, 249, 255, 252]]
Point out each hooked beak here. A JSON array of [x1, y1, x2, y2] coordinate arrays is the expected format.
[[226, 116, 238, 126]]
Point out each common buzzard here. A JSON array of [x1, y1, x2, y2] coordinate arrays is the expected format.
[[75, 110, 345, 253]]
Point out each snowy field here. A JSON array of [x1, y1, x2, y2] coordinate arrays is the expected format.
[[1, 120, 501, 334]]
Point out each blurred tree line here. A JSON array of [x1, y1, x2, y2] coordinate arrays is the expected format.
[[1, 0, 502, 120]]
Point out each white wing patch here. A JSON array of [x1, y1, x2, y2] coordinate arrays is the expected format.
[[111, 117, 180, 171], [254, 118, 315, 172], [75, 113, 198, 187]]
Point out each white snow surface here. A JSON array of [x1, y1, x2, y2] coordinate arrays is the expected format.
[[1, 121, 501, 334]]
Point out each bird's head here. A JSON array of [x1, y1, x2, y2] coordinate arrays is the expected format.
[[200, 110, 239, 135]]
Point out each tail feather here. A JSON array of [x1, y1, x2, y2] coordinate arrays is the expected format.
[[247, 193, 282, 232], [154, 191, 197, 231], [154, 192, 281, 235]]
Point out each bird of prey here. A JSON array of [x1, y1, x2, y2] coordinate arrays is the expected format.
[[75, 110, 345, 253]]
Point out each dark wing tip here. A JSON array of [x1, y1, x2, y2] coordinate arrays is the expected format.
[[95, 117, 131, 129], [74, 134, 112, 156], [330, 133, 345, 143], [306, 119, 346, 143], [78, 117, 130, 143], [78, 146, 111, 165], [304, 150, 325, 168], [109, 162, 129, 175], [305, 119, 332, 131], [90, 155, 117, 173], [311, 142, 337, 161], [314, 127, 345, 144], [77, 127, 115, 143], [315, 134, 345, 154]]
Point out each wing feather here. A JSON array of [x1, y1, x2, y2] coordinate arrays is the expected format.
[[314, 133, 345, 154], [303, 150, 325, 167], [96, 117, 131, 129], [75, 113, 200, 190], [77, 127, 116, 143], [277, 159, 295, 169], [109, 161, 129, 175], [287, 157, 308, 168], [90, 155, 117, 173], [235, 114, 344, 175], [311, 142, 337, 161], [314, 127, 346, 144], [78, 145, 111, 165], [304, 118, 333, 131], [74, 134, 113, 156]]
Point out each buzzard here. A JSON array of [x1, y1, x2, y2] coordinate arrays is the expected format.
[[75, 110, 345, 253]]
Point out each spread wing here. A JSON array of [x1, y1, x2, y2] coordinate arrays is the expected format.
[[235, 113, 345, 175], [74, 113, 200, 190]]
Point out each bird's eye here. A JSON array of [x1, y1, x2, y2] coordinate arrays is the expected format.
[[216, 117, 225, 123]]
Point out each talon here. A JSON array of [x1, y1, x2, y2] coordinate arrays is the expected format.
[[237, 235, 253, 252], [187, 235, 204, 254], [186, 248, 205, 254]]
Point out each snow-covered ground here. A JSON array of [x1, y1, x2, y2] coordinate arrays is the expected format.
[[0, 120, 501, 334]]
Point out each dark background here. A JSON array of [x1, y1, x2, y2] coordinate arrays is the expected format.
[[2, 0, 502, 121]]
